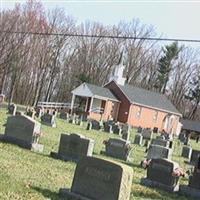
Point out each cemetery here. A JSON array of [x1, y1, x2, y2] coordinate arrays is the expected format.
[[0, 106, 200, 200]]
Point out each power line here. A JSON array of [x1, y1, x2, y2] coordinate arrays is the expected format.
[[1, 30, 200, 43]]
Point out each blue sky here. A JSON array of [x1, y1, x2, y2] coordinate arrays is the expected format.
[[1, 0, 200, 47]]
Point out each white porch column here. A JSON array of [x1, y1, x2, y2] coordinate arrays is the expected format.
[[70, 94, 75, 114], [85, 97, 89, 112], [89, 97, 94, 112]]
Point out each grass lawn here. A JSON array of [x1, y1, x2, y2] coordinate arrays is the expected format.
[[0, 107, 198, 200]]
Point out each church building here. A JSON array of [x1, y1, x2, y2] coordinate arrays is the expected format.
[[71, 57, 182, 135]]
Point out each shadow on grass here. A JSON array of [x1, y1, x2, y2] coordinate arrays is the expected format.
[[31, 186, 61, 200]]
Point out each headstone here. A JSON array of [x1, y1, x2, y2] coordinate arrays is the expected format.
[[59, 111, 69, 120], [103, 121, 114, 133], [190, 149, 200, 165], [75, 115, 83, 126], [142, 128, 153, 140], [8, 104, 17, 115], [156, 135, 165, 140], [189, 156, 200, 189], [137, 126, 143, 133], [141, 158, 180, 192], [59, 156, 133, 200], [41, 113, 56, 127], [51, 133, 94, 162], [52, 110, 58, 117], [168, 140, 173, 149], [103, 138, 131, 161], [147, 144, 172, 160], [35, 107, 44, 118], [181, 145, 192, 159], [112, 123, 122, 135], [0, 115, 43, 152], [144, 139, 150, 148], [134, 134, 143, 146], [87, 120, 101, 130], [153, 127, 159, 133], [151, 138, 169, 148], [0, 94, 5, 104], [121, 124, 131, 141], [179, 132, 186, 143], [180, 156, 200, 198], [69, 113, 76, 124], [26, 107, 35, 119]]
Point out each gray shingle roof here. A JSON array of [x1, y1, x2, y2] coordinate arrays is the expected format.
[[86, 83, 118, 101], [181, 119, 200, 133], [118, 84, 181, 115]]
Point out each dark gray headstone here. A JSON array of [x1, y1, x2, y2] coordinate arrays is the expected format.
[[190, 149, 200, 165], [156, 135, 165, 140], [59, 111, 69, 120], [181, 145, 192, 159], [189, 156, 200, 190], [153, 127, 159, 133], [26, 107, 35, 119], [103, 121, 114, 133], [134, 134, 143, 146], [59, 156, 133, 200], [137, 126, 143, 133], [142, 128, 153, 140], [87, 120, 101, 130], [75, 115, 83, 126], [35, 107, 44, 118], [51, 133, 94, 162], [104, 138, 131, 161], [151, 138, 169, 148], [112, 124, 122, 135], [41, 113, 56, 127], [0, 115, 43, 152], [147, 144, 172, 160], [69, 113, 77, 124], [141, 158, 180, 192], [180, 156, 200, 198], [8, 104, 17, 115], [121, 124, 130, 141]]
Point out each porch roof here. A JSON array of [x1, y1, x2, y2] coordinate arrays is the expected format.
[[181, 119, 200, 133], [72, 82, 119, 102]]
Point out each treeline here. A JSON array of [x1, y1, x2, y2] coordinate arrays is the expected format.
[[0, 0, 199, 120]]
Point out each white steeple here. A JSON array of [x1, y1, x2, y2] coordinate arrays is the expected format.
[[109, 50, 126, 85]]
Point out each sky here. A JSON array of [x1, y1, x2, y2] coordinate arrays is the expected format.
[[1, 0, 200, 48]]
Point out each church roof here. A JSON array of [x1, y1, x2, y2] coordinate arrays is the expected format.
[[117, 83, 181, 115]]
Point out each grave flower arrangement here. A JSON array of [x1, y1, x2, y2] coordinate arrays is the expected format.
[[141, 159, 151, 169], [172, 167, 185, 177]]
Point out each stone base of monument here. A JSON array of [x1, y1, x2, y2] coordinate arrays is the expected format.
[[59, 188, 91, 200], [100, 150, 130, 162], [31, 143, 44, 153], [0, 135, 43, 153], [41, 121, 56, 128], [141, 178, 179, 192], [50, 152, 78, 162], [179, 185, 200, 199]]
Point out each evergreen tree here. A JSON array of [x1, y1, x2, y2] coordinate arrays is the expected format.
[[185, 73, 200, 119], [156, 42, 182, 94]]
